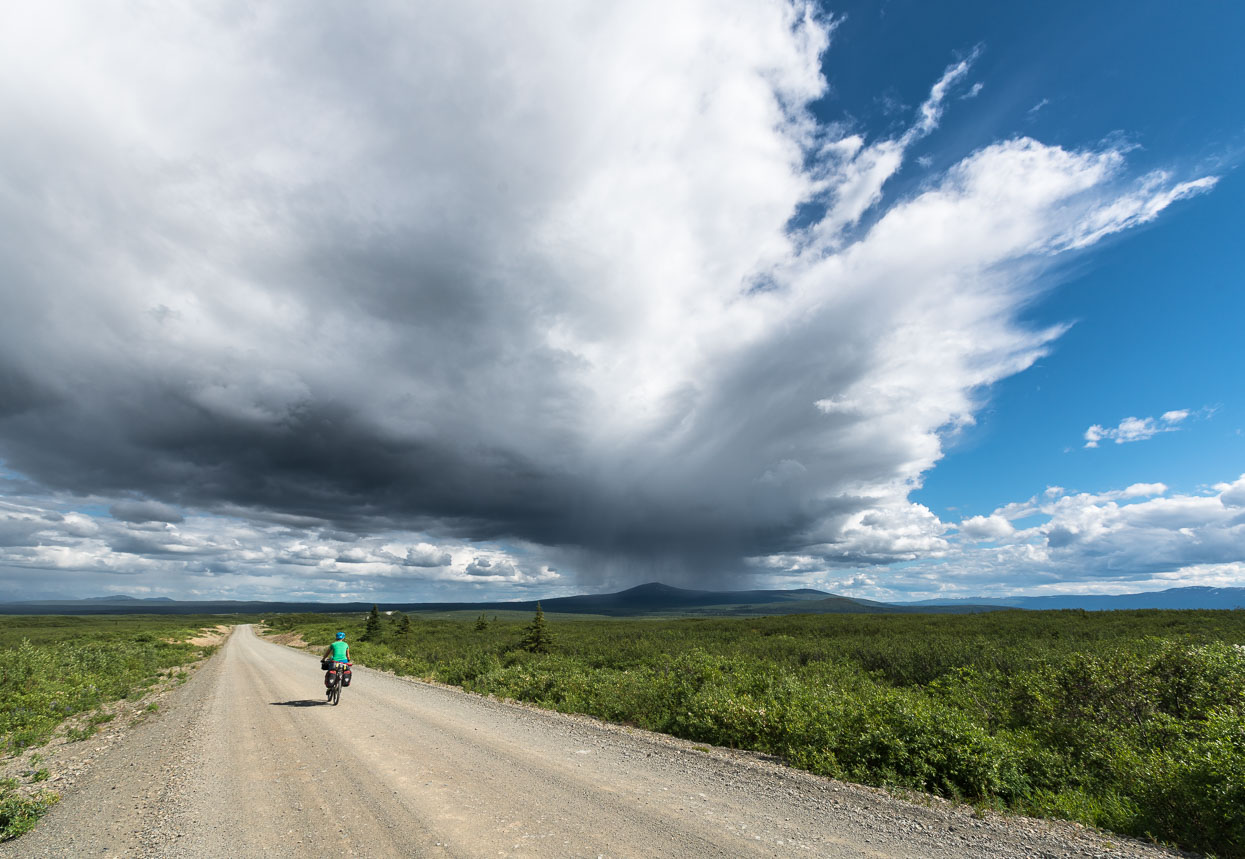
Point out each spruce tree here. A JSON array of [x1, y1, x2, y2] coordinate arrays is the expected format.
[[519, 602, 553, 653], [397, 613, 413, 636], [474, 612, 489, 631], [362, 604, 382, 641]]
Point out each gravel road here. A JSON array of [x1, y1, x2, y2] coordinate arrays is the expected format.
[[2, 625, 1189, 858]]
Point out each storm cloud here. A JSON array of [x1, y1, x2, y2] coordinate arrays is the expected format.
[[0, 1, 1219, 597]]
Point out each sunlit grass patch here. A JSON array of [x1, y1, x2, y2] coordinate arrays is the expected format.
[[0, 615, 241, 755]]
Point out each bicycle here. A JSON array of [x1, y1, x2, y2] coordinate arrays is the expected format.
[[322, 659, 351, 706]]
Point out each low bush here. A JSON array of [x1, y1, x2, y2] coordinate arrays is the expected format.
[[0, 777, 59, 841], [274, 609, 1245, 856], [0, 616, 227, 755]]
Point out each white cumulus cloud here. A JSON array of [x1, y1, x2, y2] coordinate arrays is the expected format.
[[959, 514, 1015, 541], [831, 475, 1245, 601]]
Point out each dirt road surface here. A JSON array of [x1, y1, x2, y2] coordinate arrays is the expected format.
[[3, 625, 1183, 858]]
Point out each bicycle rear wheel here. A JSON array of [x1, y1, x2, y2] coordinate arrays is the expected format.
[[331, 674, 341, 705]]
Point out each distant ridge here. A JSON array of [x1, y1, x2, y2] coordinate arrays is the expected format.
[[3, 583, 1239, 617], [0, 582, 1000, 617], [898, 586, 1245, 612], [85, 594, 177, 602]]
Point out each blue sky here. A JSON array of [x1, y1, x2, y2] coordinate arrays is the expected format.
[[919, 175, 1243, 518], [814, 0, 1244, 515], [0, 1, 1241, 602]]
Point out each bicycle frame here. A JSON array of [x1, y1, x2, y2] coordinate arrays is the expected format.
[[326, 661, 349, 705]]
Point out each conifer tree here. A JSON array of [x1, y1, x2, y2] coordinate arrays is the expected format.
[[474, 612, 489, 631], [362, 604, 382, 641], [397, 613, 413, 636], [519, 602, 553, 653]]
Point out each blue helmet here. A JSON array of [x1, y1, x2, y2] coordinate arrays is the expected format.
[[335, 631, 346, 640]]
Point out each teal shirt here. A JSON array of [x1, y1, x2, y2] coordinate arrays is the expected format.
[[329, 640, 349, 662]]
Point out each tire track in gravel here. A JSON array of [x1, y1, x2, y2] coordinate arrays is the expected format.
[[2, 624, 1187, 858]]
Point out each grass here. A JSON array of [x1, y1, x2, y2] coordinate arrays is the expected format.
[[267, 608, 1245, 857], [0, 777, 58, 841], [0, 615, 234, 755], [0, 613, 248, 841]]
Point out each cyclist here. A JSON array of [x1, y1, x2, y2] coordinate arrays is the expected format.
[[323, 631, 351, 698]]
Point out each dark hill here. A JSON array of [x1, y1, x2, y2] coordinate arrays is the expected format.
[[534, 582, 838, 615]]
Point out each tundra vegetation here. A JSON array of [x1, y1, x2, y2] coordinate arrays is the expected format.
[[0, 614, 234, 840], [266, 608, 1245, 857]]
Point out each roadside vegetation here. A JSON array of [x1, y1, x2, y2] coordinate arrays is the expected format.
[[0, 614, 238, 840], [266, 608, 1245, 857]]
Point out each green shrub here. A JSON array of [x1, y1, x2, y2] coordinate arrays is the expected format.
[[269, 608, 1245, 856], [0, 617, 217, 755], [0, 782, 59, 841], [1133, 708, 1245, 852]]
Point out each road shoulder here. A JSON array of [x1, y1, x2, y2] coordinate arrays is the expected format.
[[0, 631, 229, 856]]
